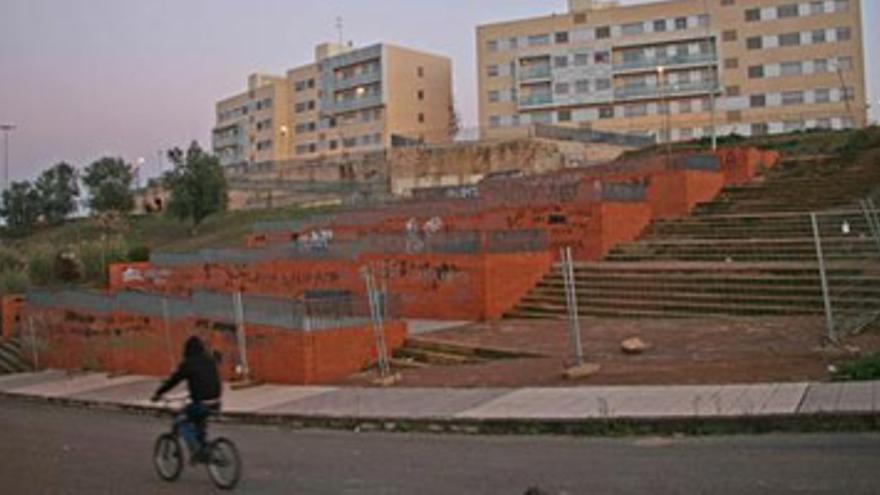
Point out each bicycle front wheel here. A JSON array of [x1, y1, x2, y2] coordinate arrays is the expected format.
[[206, 437, 241, 490], [153, 433, 183, 482]]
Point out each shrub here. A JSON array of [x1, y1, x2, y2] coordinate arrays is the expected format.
[[127, 245, 151, 263], [833, 353, 880, 381], [0, 270, 29, 293], [27, 247, 57, 287]]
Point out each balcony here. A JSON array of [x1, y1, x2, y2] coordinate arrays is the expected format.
[[518, 93, 554, 108], [613, 53, 718, 73], [323, 93, 384, 114], [518, 66, 552, 82], [332, 69, 382, 92], [614, 81, 717, 101]]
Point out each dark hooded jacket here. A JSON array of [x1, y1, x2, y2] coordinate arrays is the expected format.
[[154, 336, 222, 402]]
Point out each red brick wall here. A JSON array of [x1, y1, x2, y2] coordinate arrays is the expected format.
[[482, 251, 555, 320], [2, 295, 24, 340], [23, 305, 408, 385]]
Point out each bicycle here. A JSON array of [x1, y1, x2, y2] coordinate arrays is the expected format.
[[152, 395, 242, 490]]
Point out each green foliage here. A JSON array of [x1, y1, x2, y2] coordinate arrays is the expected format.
[[82, 157, 135, 214], [127, 244, 151, 262], [839, 125, 880, 160], [0, 181, 42, 234], [164, 142, 228, 230], [35, 162, 80, 224], [0, 270, 29, 294], [76, 238, 127, 285], [27, 247, 56, 287], [834, 352, 880, 381]]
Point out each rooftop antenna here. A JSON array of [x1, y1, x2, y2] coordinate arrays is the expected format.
[[336, 16, 344, 46]]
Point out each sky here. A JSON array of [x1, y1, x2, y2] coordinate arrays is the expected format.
[[1, 0, 877, 183]]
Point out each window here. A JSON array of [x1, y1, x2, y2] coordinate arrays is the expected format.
[[575, 80, 590, 94], [746, 37, 763, 50], [594, 51, 610, 64], [679, 100, 693, 114], [487, 40, 499, 52], [595, 78, 611, 91], [750, 94, 766, 108], [836, 27, 852, 41], [810, 1, 824, 14], [752, 123, 769, 136], [658, 101, 670, 115], [555, 31, 569, 44], [724, 58, 739, 69], [726, 86, 741, 97], [814, 88, 831, 104], [417, 90, 424, 100], [701, 98, 712, 112], [784, 120, 805, 132], [835, 0, 850, 12], [528, 34, 550, 46], [812, 29, 827, 44], [674, 17, 688, 30], [722, 30, 737, 42], [417, 66, 424, 77], [779, 32, 801, 47], [625, 104, 647, 118], [777, 4, 799, 18], [653, 19, 667, 32], [781, 61, 803, 76], [509, 37, 519, 49], [417, 113, 425, 123], [488, 90, 500, 103], [554, 83, 570, 95], [842, 86, 855, 101], [745, 8, 761, 22], [558, 110, 572, 122], [489, 116, 501, 128], [814, 59, 829, 73], [782, 91, 804, 106], [680, 128, 693, 140], [622, 22, 644, 36], [487, 65, 499, 77], [748, 65, 765, 79], [599, 106, 614, 119], [596, 26, 611, 39], [721, 0, 735, 5], [698, 15, 710, 27], [554, 56, 569, 68], [838, 56, 853, 70], [574, 53, 590, 66]]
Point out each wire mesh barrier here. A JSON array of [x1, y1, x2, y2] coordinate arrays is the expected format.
[[812, 204, 880, 340], [25, 289, 381, 333]]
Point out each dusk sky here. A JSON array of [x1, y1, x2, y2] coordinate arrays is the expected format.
[[1, 0, 877, 183]]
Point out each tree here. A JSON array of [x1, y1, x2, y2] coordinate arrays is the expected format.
[[164, 141, 228, 231], [35, 162, 80, 224], [0, 181, 42, 233], [82, 157, 135, 214]]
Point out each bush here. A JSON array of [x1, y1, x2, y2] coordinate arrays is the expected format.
[[833, 353, 880, 381], [0, 270, 29, 293], [127, 245, 151, 262], [27, 247, 57, 287], [77, 238, 127, 285], [0, 246, 26, 272]]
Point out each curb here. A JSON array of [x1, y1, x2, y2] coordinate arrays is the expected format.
[[2, 390, 879, 437]]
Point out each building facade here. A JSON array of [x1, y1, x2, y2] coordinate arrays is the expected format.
[[213, 43, 453, 166], [477, 0, 867, 142]]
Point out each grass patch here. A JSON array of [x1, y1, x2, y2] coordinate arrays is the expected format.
[[834, 353, 880, 382]]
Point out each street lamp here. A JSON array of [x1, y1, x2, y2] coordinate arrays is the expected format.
[[1, 123, 16, 193], [657, 66, 672, 166]]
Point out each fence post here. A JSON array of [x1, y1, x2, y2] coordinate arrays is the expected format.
[[810, 213, 837, 343], [862, 199, 880, 255], [560, 247, 584, 367], [161, 297, 175, 371], [232, 292, 251, 382], [27, 315, 39, 370], [362, 266, 391, 379]]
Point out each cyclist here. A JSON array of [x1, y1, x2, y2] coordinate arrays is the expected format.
[[151, 336, 222, 464]]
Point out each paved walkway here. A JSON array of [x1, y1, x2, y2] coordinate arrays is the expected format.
[[1, 371, 878, 423]]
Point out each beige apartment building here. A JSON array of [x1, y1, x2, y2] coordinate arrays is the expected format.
[[477, 0, 867, 142], [213, 43, 453, 166]]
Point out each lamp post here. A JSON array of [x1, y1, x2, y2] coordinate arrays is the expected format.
[[1, 124, 16, 193], [658, 66, 672, 166], [701, 0, 718, 151]]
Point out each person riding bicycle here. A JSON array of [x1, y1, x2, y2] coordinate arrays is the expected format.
[[151, 336, 222, 463]]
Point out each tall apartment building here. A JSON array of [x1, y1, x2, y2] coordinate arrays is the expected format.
[[213, 43, 453, 166], [477, 0, 867, 142]]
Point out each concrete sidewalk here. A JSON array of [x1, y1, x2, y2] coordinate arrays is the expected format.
[[0, 371, 877, 431]]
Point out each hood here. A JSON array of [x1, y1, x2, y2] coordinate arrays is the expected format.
[[184, 336, 206, 358]]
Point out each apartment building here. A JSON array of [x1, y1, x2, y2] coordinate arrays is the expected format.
[[477, 0, 867, 142], [213, 43, 453, 166]]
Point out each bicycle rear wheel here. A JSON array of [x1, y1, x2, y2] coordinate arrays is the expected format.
[[153, 433, 183, 482], [205, 437, 241, 490]]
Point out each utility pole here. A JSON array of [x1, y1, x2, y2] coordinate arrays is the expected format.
[[658, 66, 672, 166], [702, 0, 717, 151], [1, 124, 16, 193]]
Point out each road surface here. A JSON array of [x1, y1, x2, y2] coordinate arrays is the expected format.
[[0, 396, 878, 494]]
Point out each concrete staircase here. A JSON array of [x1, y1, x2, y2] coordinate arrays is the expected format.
[[0, 339, 28, 374], [507, 154, 880, 319]]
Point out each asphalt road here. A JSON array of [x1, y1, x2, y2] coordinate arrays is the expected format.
[[0, 397, 878, 494]]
